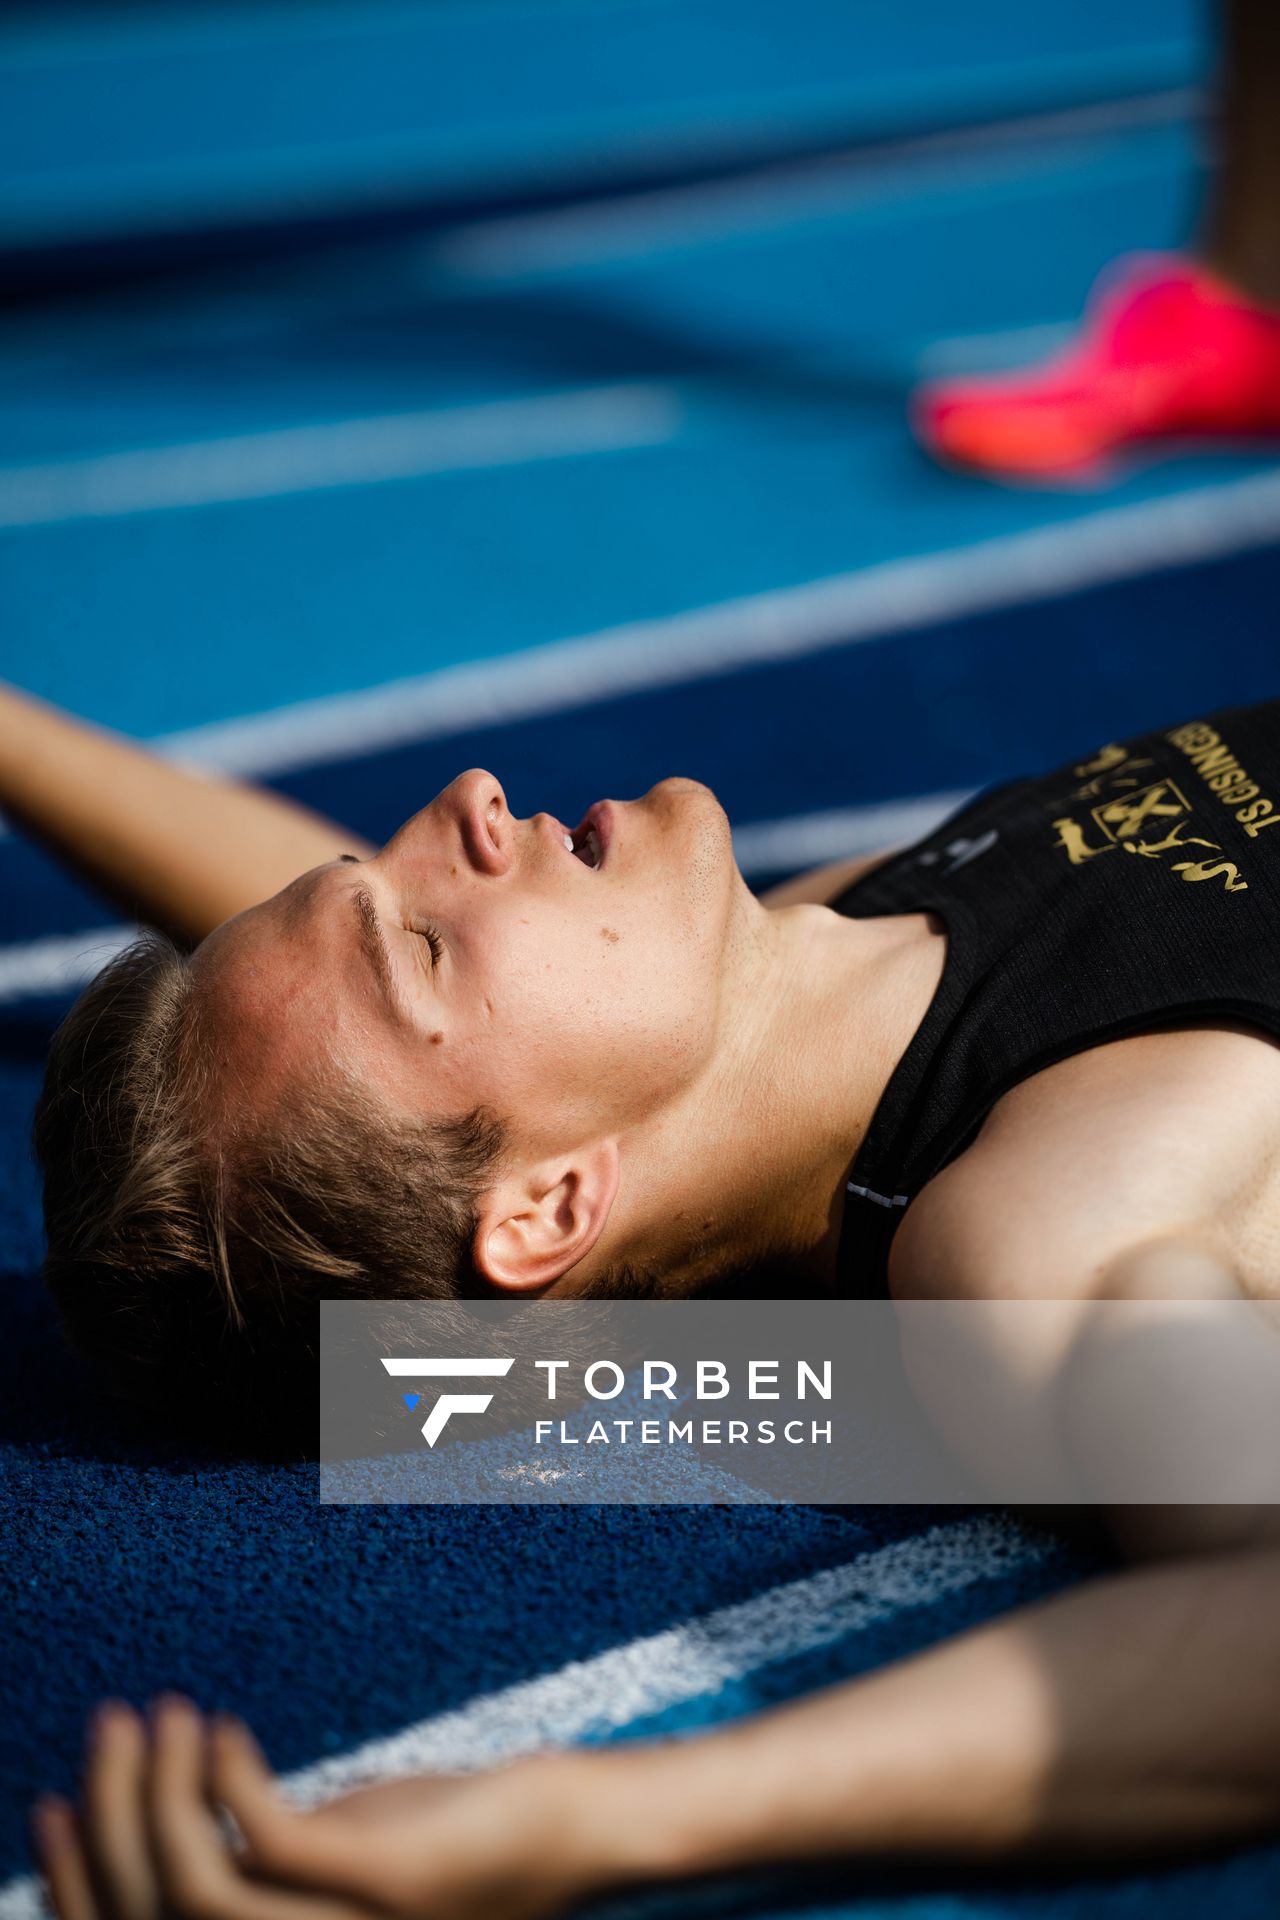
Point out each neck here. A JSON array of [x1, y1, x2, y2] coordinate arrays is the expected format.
[[600, 893, 946, 1294]]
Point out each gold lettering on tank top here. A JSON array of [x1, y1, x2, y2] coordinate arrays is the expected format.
[[1165, 722, 1280, 835], [1048, 729, 1257, 895]]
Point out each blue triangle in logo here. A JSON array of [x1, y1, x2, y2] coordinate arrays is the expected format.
[[401, 1392, 421, 1411]]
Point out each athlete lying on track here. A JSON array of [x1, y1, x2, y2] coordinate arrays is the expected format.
[[6, 679, 1279, 1912]]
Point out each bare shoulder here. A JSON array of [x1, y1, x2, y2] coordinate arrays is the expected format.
[[889, 1023, 1280, 1303]]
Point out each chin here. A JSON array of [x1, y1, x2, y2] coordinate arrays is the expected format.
[[687, 783, 746, 924], [638, 777, 737, 911], [653, 774, 728, 830], [648, 772, 715, 802]]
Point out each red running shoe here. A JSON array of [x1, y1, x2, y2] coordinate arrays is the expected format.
[[912, 254, 1280, 480]]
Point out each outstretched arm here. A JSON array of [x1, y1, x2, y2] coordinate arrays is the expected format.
[[0, 683, 375, 945], [34, 1546, 1280, 1920], [595, 1542, 1280, 1875], [34, 1242, 1280, 1913]]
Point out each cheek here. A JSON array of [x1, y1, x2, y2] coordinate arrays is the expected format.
[[459, 881, 725, 1114], [479, 938, 682, 1094], [574, 932, 718, 1098]]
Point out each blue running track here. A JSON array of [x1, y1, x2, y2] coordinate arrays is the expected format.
[[3, 3, 1280, 1914]]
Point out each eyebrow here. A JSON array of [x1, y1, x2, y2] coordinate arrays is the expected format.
[[351, 883, 410, 1021]]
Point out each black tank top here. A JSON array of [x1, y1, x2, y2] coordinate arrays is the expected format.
[[833, 699, 1280, 1299]]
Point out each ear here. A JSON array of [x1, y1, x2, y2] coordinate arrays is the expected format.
[[473, 1140, 621, 1293]]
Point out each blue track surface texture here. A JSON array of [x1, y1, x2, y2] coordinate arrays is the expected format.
[[2, 1, 1200, 255], [3, 2, 1280, 1915]]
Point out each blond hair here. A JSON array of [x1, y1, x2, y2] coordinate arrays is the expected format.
[[33, 931, 504, 1455]]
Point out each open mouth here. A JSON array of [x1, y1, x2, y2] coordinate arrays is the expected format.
[[563, 822, 602, 870], [561, 801, 608, 870]]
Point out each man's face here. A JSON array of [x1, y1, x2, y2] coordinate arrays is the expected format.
[[191, 771, 750, 1164]]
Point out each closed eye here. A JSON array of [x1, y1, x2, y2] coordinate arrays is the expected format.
[[418, 923, 444, 967]]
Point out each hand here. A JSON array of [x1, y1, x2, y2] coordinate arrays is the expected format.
[[32, 1696, 602, 1920]]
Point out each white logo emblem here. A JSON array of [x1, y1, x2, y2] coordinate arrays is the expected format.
[[915, 828, 999, 876], [382, 1357, 515, 1446]]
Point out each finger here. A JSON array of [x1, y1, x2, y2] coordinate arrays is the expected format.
[[209, 1721, 387, 1905], [208, 1720, 316, 1874], [148, 1695, 253, 1920], [82, 1703, 162, 1920], [148, 1699, 369, 1920], [32, 1798, 100, 1920], [205, 1716, 285, 1852]]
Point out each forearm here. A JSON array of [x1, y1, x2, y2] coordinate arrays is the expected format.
[[575, 1547, 1280, 1891], [0, 683, 374, 944], [43, 1558, 1280, 1920]]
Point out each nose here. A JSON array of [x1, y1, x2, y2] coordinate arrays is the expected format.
[[447, 768, 512, 876]]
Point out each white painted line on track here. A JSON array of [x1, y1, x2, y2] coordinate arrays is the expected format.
[[0, 1510, 1054, 1919], [431, 90, 1200, 279], [0, 385, 680, 527], [154, 467, 1280, 779], [0, 925, 138, 1003], [5, 470, 1278, 980], [288, 1513, 1051, 1801], [0, 90, 1200, 383], [916, 319, 1077, 376], [733, 791, 974, 876]]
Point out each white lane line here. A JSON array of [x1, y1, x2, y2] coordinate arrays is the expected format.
[[285, 1515, 1052, 1805], [156, 467, 1280, 780], [916, 319, 1077, 376], [0, 385, 681, 527], [0, 925, 138, 1003], [0, 88, 1198, 385], [733, 792, 973, 877], [431, 90, 1200, 280], [0, 1517, 1055, 1914], [5, 467, 1276, 918], [289, 1514, 1051, 1801]]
